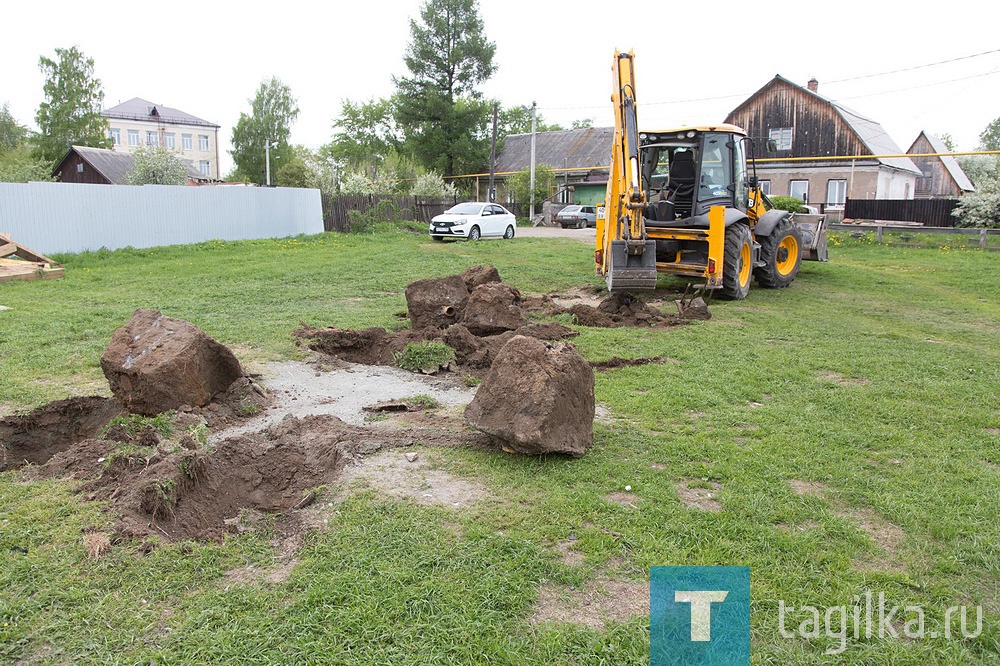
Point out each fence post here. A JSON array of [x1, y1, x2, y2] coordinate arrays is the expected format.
[[877, 226, 883, 243], [981, 228, 988, 250]]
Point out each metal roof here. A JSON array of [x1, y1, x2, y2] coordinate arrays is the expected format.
[[58, 146, 205, 184], [494, 127, 612, 173], [910, 131, 975, 192], [103, 97, 219, 128]]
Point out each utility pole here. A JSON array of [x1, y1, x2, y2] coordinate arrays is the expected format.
[[529, 101, 537, 223], [488, 102, 498, 202]]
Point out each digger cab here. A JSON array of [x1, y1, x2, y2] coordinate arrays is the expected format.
[[640, 124, 752, 227]]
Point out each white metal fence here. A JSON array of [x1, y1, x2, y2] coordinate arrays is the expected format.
[[0, 182, 324, 255]]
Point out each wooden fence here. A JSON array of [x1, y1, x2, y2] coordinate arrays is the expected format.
[[844, 198, 959, 227], [322, 194, 458, 232]]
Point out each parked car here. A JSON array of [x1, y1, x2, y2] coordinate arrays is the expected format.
[[429, 202, 516, 241], [555, 205, 597, 228]]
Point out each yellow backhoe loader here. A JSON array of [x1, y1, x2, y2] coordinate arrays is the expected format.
[[596, 50, 827, 297]]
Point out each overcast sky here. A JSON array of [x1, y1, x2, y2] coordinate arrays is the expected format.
[[3, 0, 997, 176]]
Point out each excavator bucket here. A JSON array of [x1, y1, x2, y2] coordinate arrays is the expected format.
[[794, 214, 829, 262], [605, 239, 658, 291]]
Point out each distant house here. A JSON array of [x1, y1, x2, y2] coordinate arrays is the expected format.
[[725, 76, 921, 218], [907, 131, 975, 198], [53, 145, 205, 185], [102, 98, 221, 180], [493, 127, 611, 206]]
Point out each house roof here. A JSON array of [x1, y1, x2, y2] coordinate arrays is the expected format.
[[103, 97, 219, 128], [54, 146, 205, 184], [731, 76, 921, 175], [494, 127, 612, 173], [908, 131, 975, 192]]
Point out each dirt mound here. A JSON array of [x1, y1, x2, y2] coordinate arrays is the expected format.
[[465, 335, 595, 457], [462, 282, 526, 336], [101, 309, 245, 416], [1, 397, 122, 470], [460, 264, 502, 290], [405, 274, 470, 330]]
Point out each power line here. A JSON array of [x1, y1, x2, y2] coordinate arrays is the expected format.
[[824, 48, 1000, 85], [833, 70, 1000, 102]]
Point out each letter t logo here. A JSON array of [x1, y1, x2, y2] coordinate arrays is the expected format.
[[675, 591, 729, 641]]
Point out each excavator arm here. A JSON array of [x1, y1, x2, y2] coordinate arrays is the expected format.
[[596, 51, 658, 291]]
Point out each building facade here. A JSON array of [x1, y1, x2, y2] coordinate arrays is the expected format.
[[103, 98, 221, 180], [726, 76, 921, 219]]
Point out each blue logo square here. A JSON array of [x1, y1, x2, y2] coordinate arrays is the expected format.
[[650, 566, 750, 666]]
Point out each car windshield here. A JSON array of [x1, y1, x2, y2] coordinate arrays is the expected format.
[[445, 203, 483, 215]]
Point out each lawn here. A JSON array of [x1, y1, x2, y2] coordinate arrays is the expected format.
[[1, 227, 997, 664]]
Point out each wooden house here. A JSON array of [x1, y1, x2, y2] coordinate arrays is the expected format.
[[53, 146, 206, 185], [725, 76, 921, 218], [492, 127, 611, 206], [907, 131, 975, 198]]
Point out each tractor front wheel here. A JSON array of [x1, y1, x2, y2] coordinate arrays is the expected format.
[[755, 219, 803, 288], [719, 223, 753, 301]]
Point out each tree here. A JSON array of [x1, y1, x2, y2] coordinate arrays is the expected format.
[[954, 153, 1000, 228], [507, 165, 553, 211], [410, 171, 457, 199], [571, 118, 594, 129], [326, 98, 401, 170], [0, 146, 54, 183], [394, 0, 496, 176], [937, 132, 957, 152], [230, 77, 299, 183], [1, 103, 29, 151], [124, 145, 189, 185], [979, 115, 1000, 151], [34, 46, 109, 165]]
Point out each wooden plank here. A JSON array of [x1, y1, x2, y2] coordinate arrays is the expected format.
[[0, 242, 17, 258], [8, 241, 54, 265]]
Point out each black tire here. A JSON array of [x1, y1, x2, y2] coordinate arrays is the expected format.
[[577, 219, 586, 229], [755, 219, 803, 288], [468, 225, 481, 241], [431, 236, 444, 242], [503, 224, 515, 239], [719, 223, 753, 301]]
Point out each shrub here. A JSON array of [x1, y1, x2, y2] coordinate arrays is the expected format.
[[769, 196, 807, 214], [393, 341, 455, 373]]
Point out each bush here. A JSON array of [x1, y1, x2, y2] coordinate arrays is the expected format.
[[769, 195, 806, 214], [410, 171, 457, 199]]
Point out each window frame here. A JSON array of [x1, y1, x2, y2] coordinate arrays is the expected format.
[[127, 129, 140, 147], [769, 127, 793, 151], [163, 133, 176, 149], [182, 134, 193, 150], [146, 130, 159, 147], [789, 179, 809, 204], [199, 160, 211, 177], [826, 179, 847, 209], [109, 128, 120, 146], [198, 134, 209, 151]]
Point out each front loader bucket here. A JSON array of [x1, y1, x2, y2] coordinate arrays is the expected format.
[[606, 239, 658, 291], [794, 214, 829, 262]]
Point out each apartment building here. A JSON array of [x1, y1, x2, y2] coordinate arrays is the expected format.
[[103, 98, 221, 179]]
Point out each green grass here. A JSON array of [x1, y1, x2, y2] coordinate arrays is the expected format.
[[1, 228, 998, 664]]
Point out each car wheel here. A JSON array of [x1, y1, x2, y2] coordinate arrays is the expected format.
[[577, 220, 586, 229], [431, 236, 444, 242], [503, 224, 515, 239], [468, 225, 481, 241]]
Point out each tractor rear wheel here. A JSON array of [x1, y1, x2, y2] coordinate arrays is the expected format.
[[719, 223, 753, 301], [755, 218, 803, 288]]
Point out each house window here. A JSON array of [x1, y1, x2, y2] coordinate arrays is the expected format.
[[198, 135, 209, 151], [199, 160, 211, 176], [163, 133, 176, 149], [769, 127, 793, 151], [759, 180, 771, 196], [109, 128, 120, 146], [790, 180, 809, 203], [826, 179, 847, 208], [146, 131, 159, 147], [127, 129, 140, 147], [182, 134, 193, 150]]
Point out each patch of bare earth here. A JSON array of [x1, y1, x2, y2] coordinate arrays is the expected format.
[[787, 480, 905, 572], [336, 450, 490, 508], [553, 540, 585, 567], [675, 479, 723, 512], [816, 370, 871, 386], [530, 578, 649, 629], [603, 492, 640, 509]]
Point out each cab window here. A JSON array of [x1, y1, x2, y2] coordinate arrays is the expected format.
[[697, 133, 732, 203]]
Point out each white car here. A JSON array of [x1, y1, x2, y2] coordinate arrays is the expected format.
[[429, 202, 517, 241]]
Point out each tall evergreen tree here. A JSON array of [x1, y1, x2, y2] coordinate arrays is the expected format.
[[394, 0, 496, 177], [34, 46, 109, 165]]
